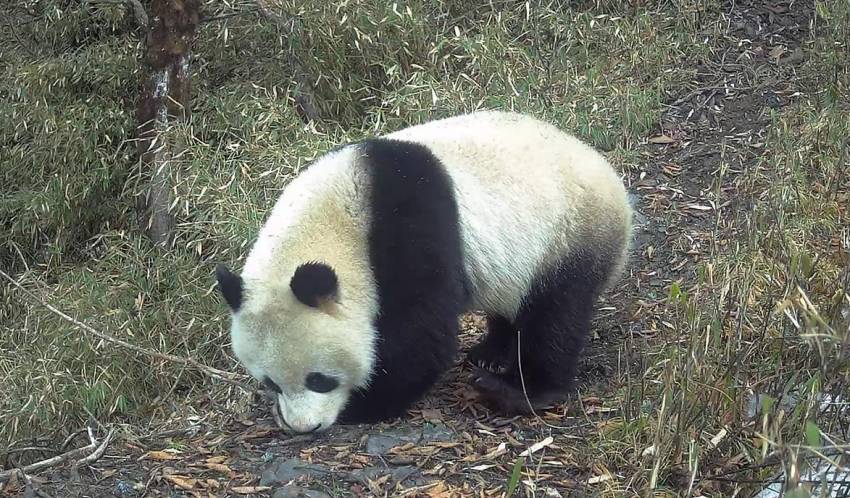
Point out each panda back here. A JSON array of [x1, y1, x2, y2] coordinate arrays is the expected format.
[[386, 111, 631, 319]]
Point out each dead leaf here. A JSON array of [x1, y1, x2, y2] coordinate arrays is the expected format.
[[483, 442, 507, 459], [425, 481, 454, 498], [142, 450, 179, 461], [206, 456, 228, 464], [587, 473, 613, 484], [420, 408, 443, 421], [204, 462, 235, 477], [232, 485, 272, 494], [519, 436, 553, 457], [388, 442, 416, 454], [429, 442, 461, 449], [367, 474, 391, 494], [709, 428, 728, 448], [586, 405, 618, 415], [649, 135, 676, 144], [164, 475, 198, 490]]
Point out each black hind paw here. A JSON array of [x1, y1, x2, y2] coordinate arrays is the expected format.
[[471, 369, 566, 415], [466, 341, 509, 374], [471, 368, 533, 414]]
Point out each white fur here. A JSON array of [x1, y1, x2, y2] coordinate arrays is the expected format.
[[387, 111, 632, 319], [231, 146, 379, 433], [228, 111, 632, 431]]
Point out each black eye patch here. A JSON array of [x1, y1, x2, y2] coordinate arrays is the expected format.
[[262, 376, 282, 394], [305, 372, 339, 393]]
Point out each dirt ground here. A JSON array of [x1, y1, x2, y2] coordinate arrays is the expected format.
[[1, 1, 817, 497]]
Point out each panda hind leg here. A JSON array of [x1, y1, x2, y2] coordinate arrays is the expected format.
[[466, 314, 516, 374], [473, 252, 607, 415]]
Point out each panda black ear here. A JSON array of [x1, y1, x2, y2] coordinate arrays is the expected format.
[[215, 264, 243, 312], [290, 262, 339, 310]]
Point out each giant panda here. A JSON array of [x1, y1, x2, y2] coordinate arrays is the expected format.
[[215, 110, 632, 434]]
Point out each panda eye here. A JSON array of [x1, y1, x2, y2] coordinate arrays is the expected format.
[[262, 376, 282, 394], [304, 372, 339, 393]]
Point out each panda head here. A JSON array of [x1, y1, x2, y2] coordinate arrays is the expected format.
[[215, 261, 375, 434]]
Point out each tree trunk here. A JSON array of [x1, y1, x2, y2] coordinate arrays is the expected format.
[[136, 0, 201, 246]]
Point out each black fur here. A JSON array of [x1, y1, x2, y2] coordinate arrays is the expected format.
[[469, 247, 615, 414], [290, 262, 339, 308], [338, 138, 469, 424], [467, 315, 516, 373], [262, 376, 282, 394], [215, 264, 243, 312], [305, 372, 340, 393]]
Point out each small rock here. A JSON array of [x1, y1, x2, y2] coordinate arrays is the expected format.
[[273, 485, 332, 498], [260, 458, 330, 487], [365, 429, 421, 455], [421, 422, 453, 443]]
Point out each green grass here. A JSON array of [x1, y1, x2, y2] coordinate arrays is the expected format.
[[1, 0, 848, 495]]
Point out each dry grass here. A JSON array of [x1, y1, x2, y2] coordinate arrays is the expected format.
[[1, 0, 848, 496]]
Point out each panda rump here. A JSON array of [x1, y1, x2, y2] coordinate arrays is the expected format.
[[217, 110, 632, 427]]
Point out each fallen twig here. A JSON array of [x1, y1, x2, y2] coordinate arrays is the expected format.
[[0, 429, 116, 484], [0, 441, 96, 483], [0, 269, 251, 391], [70, 428, 116, 481]]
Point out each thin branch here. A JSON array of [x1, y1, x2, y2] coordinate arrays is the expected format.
[[72, 429, 115, 473], [515, 329, 573, 431], [0, 441, 96, 483], [0, 269, 251, 391], [0, 429, 115, 484]]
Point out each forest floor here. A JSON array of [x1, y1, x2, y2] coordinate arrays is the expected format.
[[2, 1, 847, 497]]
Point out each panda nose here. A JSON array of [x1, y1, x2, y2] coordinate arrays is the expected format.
[[276, 413, 320, 434], [283, 422, 321, 435], [292, 423, 321, 434], [271, 401, 322, 434]]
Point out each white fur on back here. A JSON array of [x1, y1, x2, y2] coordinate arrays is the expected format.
[[387, 111, 631, 319]]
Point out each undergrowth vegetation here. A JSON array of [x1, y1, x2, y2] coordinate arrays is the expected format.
[[1, 0, 847, 495]]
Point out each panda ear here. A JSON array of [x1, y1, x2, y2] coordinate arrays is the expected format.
[[215, 264, 243, 312], [290, 262, 339, 311]]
